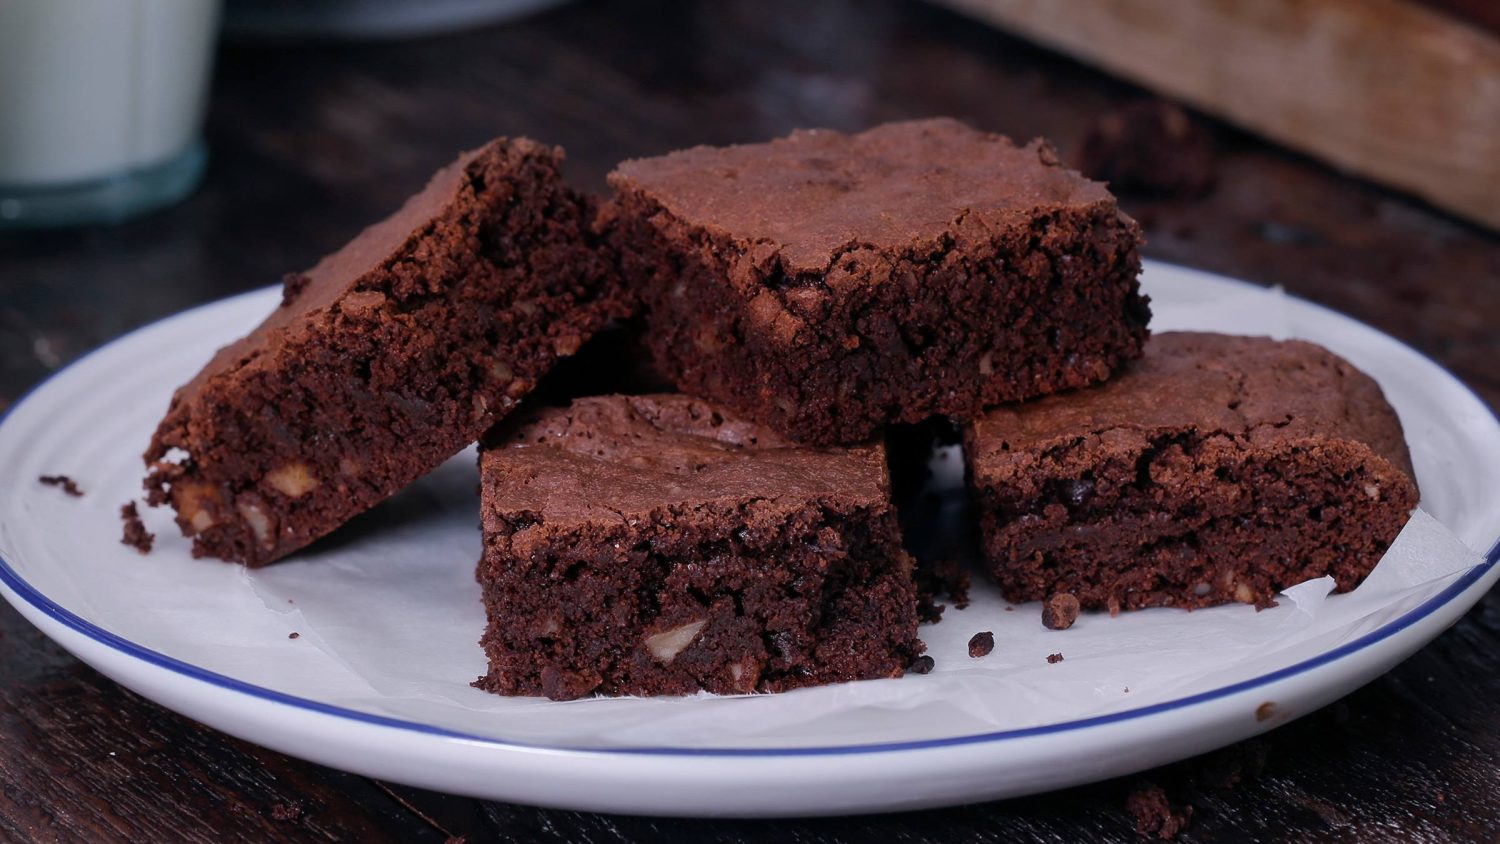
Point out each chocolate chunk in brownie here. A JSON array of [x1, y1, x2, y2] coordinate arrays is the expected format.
[[144, 138, 631, 566], [908, 655, 936, 675], [964, 332, 1420, 611], [1042, 593, 1081, 630], [968, 631, 995, 658], [607, 118, 1149, 445], [475, 394, 922, 699], [120, 502, 154, 554], [39, 475, 83, 496]]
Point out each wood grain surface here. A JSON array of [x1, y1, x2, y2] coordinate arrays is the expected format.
[[936, 0, 1500, 231], [0, 1, 1496, 841]]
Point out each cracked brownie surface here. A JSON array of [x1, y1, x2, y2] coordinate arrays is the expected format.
[[964, 332, 1419, 611], [606, 118, 1149, 445], [145, 138, 631, 566], [476, 393, 922, 699]]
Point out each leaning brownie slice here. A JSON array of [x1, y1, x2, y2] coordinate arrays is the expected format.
[[607, 118, 1149, 445], [964, 332, 1419, 611], [145, 138, 631, 566], [476, 394, 922, 700]]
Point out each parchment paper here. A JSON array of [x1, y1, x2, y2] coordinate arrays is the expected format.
[[4, 272, 1488, 751]]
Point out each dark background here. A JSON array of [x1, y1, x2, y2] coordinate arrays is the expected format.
[[1, 1, 1497, 840]]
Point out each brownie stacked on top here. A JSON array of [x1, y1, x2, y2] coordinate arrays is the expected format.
[[145, 119, 1419, 702], [606, 118, 1150, 445]]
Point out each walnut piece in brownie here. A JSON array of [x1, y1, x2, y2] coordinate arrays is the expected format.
[[120, 502, 154, 554], [965, 332, 1419, 612], [144, 138, 630, 566], [608, 118, 1149, 445], [476, 394, 922, 700]]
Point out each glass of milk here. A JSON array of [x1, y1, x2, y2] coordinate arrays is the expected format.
[[0, 0, 223, 228]]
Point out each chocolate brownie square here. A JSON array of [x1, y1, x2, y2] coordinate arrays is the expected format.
[[607, 118, 1149, 445], [145, 138, 631, 566], [476, 394, 922, 700], [964, 332, 1419, 611]]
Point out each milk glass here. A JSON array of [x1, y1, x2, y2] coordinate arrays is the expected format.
[[0, 0, 222, 227]]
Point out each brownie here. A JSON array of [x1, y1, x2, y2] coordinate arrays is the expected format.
[[475, 394, 922, 699], [606, 118, 1149, 445], [145, 138, 631, 566], [964, 332, 1419, 611]]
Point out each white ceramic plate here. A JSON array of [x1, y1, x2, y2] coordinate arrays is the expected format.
[[1, 261, 1496, 817]]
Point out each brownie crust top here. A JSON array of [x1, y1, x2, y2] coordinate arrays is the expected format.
[[482, 394, 889, 526], [609, 117, 1115, 272], [172, 138, 540, 408], [969, 332, 1417, 482]]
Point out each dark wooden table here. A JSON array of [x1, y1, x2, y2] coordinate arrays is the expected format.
[[2, 1, 1497, 840]]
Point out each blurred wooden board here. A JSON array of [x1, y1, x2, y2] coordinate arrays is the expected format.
[[937, 0, 1500, 230]]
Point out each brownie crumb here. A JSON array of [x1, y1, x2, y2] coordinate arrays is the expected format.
[[1046, 653, 1064, 664], [279, 272, 311, 307], [968, 631, 995, 658], [908, 655, 936, 675], [119, 502, 154, 554], [1078, 100, 1215, 199], [1126, 781, 1193, 839], [1255, 701, 1277, 722], [270, 802, 302, 821], [1042, 593, 1082, 630], [288, 632, 300, 640], [39, 475, 84, 497]]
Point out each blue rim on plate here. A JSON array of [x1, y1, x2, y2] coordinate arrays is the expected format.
[[1, 279, 1496, 758]]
